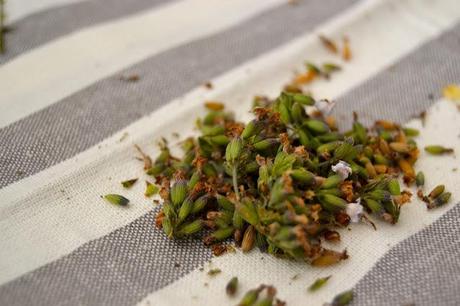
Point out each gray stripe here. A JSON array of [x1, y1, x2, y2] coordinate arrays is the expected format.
[[0, 0, 174, 64], [1, 20, 460, 306], [351, 203, 460, 306], [335, 21, 460, 129], [0, 209, 213, 306], [0, 0, 357, 188]]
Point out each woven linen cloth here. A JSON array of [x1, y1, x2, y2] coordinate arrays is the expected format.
[[1, 0, 460, 305]]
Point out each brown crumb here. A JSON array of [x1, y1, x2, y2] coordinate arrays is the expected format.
[[342, 36, 352, 61], [211, 244, 227, 256], [203, 81, 213, 89], [120, 74, 140, 82], [319, 34, 338, 54]]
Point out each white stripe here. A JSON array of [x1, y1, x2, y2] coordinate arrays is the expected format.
[[7, 0, 88, 23], [0, 0, 283, 129], [1, 0, 459, 287], [143, 96, 460, 306]]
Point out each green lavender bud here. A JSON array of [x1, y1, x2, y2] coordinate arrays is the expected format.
[[308, 276, 331, 292], [334, 142, 357, 160], [198, 137, 214, 157], [176, 219, 203, 236], [162, 218, 173, 238], [236, 200, 259, 226], [322, 63, 341, 73], [272, 152, 296, 176], [232, 210, 244, 229], [202, 163, 218, 177], [155, 149, 170, 164], [317, 132, 343, 142], [330, 290, 353, 306], [203, 111, 223, 125], [144, 181, 159, 197], [303, 119, 329, 134], [317, 141, 340, 155], [226, 277, 238, 296], [201, 125, 225, 136], [255, 231, 267, 249], [146, 163, 165, 176], [238, 289, 259, 306], [216, 194, 235, 211], [209, 134, 230, 146], [363, 198, 382, 214], [425, 145, 454, 155], [305, 62, 321, 73], [226, 138, 243, 164], [293, 93, 315, 105], [429, 185, 445, 199], [245, 161, 259, 173], [187, 171, 201, 190], [191, 196, 208, 214], [388, 179, 401, 195], [403, 127, 420, 137], [253, 138, 278, 151], [389, 142, 411, 153], [415, 171, 425, 187], [178, 197, 193, 223], [297, 129, 311, 147], [171, 180, 187, 207], [373, 154, 389, 165], [367, 189, 391, 202], [254, 298, 272, 306], [103, 194, 129, 206], [291, 102, 305, 123], [316, 188, 342, 197], [278, 100, 292, 125], [290, 168, 314, 184], [241, 120, 257, 139], [181, 150, 195, 165], [162, 201, 177, 220], [352, 122, 367, 144], [378, 130, 392, 142], [121, 178, 138, 188], [211, 227, 234, 241], [318, 194, 347, 211], [430, 192, 451, 209], [363, 146, 374, 159], [322, 174, 342, 189]]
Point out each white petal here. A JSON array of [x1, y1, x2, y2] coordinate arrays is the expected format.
[[346, 201, 363, 223], [314, 100, 336, 115], [331, 161, 352, 180]]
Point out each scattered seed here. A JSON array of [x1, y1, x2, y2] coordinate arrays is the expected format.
[[145, 181, 159, 197], [226, 277, 238, 296], [424, 145, 454, 155], [342, 36, 351, 61], [327, 290, 354, 306], [308, 275, 331, 292], [103, 194, 129, 206], [319, 35, 338, 54], [121, 178, 138, 188], [207, 268, 222, 276]]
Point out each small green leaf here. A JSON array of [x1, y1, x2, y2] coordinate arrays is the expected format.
[[308, 275, 331, 292], [330, 290, 353, 306], [226, 277, 238, 296], [207, 268, 222, 276], [272, 152, 296, 177], [121, 178, 138, 188], [425, 145, 454, 155], [144, 181, 159, 197], [103, 194, 129, 206]]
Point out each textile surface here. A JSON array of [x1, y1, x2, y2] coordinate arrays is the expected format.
[[0, 0, 459, 305]]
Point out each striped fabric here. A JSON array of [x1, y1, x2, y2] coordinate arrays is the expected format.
[[0, 0, 459, 305]]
